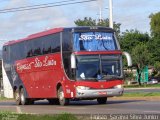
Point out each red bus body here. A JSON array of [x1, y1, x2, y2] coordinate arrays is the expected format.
[[2, 27, 124, 105]]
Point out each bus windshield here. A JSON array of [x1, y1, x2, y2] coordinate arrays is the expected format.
[[76, 55, 122, 81], [73, 32, 118, 51]]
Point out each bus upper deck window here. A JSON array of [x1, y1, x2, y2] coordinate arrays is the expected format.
[[3, 47, 7, 51]]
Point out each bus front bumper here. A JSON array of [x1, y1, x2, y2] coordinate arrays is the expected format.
[[76, 87, 124, 98]]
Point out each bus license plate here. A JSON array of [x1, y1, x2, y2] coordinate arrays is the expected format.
[[98, 91, 107, 95]]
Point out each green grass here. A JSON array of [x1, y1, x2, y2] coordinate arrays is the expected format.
[[124, 83, 160, 88], [123, 92, 160, 97], [0, 96, 13, 100], [0, 112, 77, 120]]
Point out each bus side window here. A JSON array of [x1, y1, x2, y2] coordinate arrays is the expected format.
[[42, 46, 51, 54], [25, 40, 33, 58], [32, 38, 42, 56], [42, 33, 60, 54], [27, 49, 33, 57], [3, 47, 7, 51], [3, 46, 7, 62], [33, 47, 42, 56], [42, 35, 51, 54]]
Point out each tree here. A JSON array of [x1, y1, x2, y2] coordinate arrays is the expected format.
[[74, 17, 121, 38], [148, 12, 160, 64], [152, 61, 160, 77], [120, 29, 150, 54], [147, 38, 160, 64], [74, 17, 96, 26], [150, 12, 160, 38], [132, 43, 151, 85], [119, 29, 151, 71]]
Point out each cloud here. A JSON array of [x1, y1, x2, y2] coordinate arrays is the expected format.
[[85, 0, 104, 12], [3, 0, 28, 9], [0, 0, 71, 43], [115, 0, 153, 9], [113, 0, 159, 33]]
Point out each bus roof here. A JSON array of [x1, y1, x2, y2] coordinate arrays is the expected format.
[[3, 26, 114, 46], [4, 27, 63, 46]]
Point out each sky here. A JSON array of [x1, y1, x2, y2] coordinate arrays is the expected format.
[[0, 0, 160, 48]]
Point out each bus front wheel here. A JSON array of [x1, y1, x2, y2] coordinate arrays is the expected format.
[[58, 86, 69, 106], [97, 97, 107, 104]]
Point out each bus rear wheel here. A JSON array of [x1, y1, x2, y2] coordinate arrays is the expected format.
[[58, 86, 69, 106], [97, 97, 107, 104], [20, 88, 29, 105], [14, 89, 21, 105]]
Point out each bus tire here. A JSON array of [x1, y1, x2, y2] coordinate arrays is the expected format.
[[97, 97, 107, 104], [14, 89, 21, 105], [20, 88, 28, 105], [58, 86, 69, 106]]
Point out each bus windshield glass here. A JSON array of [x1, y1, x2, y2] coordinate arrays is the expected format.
[[76, 55, 122, 81], [73, 32, 118, 51]]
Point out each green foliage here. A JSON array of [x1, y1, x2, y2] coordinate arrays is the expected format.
[[124, 72, 134, 81], [147, 38, 160, 64], [0, 97, 13, 100], [74, 17, 96, 26], [154, 61, 160, 71], [149, 12, 160, 69], [152, 61, 160, 77], [74, 17, 121, 38], [131, 43, 151, 86], [120, 29, 151, 71], [120, 29, 150, 54], [150, 12, 160, 38], [132, 43, 151, 69]]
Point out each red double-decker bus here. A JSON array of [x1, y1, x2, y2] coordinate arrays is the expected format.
[[2, 27, 132, 105]]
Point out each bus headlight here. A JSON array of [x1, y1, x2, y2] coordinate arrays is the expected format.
[[76, 86, 90, 90], [114, 84, 123, 89]]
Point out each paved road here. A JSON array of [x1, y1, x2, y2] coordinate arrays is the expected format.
[[0, 99, 160, 115]]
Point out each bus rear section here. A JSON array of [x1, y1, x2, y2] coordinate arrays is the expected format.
[[2, 27, 132, 106]]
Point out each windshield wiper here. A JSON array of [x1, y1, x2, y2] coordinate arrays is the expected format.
[[98, 74, 122, 80]]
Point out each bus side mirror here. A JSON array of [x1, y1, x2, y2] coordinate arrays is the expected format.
[[122, 52, 132, 67], [71, 54, 76, 69]]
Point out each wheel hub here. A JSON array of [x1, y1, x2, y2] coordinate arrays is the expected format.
[[15, 92, 19, 101], [59, 91, 64, 101]]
